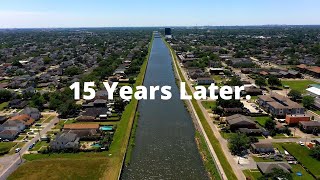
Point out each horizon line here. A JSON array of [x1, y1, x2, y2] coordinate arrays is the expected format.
[[1, 24, 320, 30]]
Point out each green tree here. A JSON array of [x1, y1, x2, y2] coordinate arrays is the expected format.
[[227, 76, 243, 86], [288, 90, 302, 101], [310, 146, 320, 160], [64, 66, 81, 76], [265, 118, 276, 131], [228, 133, 250, 156], [255, 77, 267, 87], [268, 76, 281, 87], [12, 59, 22, 67], [302, 95, 315, 109], [0, 89, 12, 102]]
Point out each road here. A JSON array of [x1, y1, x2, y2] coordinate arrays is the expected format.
[[0, 115, 59, 180]]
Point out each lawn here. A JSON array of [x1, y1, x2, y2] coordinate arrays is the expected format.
[[30, 141, 48, 151], [281, 143, 320, 179], [243, 169, 262, 180], [282, 80, 318, 93], [0, 101, 9, 111], [0, 142, 16, 155], [243, 165, 314, 180], [42, 115, 55, 123], [201, 101, 217, 110], [254, 116, 271, 127], [9, 37, 153, 180], [167, 41, 237, 180]]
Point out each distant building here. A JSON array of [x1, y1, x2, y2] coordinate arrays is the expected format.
[[164, 28, 172, 39]]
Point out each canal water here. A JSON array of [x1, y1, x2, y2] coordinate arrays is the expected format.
[[121, 36, 208, 179]]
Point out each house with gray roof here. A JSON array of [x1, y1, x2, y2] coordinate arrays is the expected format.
[[257, 162, 291, 174], [50, 132, 80, 151]]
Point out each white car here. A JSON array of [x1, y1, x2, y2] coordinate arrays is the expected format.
[[15, 148, 21, 153], [299, 141, 304, 146]]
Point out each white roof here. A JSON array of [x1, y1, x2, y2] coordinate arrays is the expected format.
[[306, 87, 320, 96]]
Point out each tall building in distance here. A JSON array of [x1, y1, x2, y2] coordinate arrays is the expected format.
[[164, 28, 172, 39]]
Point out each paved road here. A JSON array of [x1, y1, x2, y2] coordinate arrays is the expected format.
[[0, 115, 59, 180]]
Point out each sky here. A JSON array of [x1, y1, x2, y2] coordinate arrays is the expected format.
[[0, 0, 319, 28]]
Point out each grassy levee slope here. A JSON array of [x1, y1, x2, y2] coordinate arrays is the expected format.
[[8, 37, 153, 180], [164, 39, 237, 180]]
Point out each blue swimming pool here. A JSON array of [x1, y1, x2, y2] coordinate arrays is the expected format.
[[100, 126, 113, 131]]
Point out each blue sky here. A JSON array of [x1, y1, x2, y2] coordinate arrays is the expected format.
[[0, 0, 319, 28]]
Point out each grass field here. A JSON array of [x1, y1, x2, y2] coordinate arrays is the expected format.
[[282, 143, 320, 179], [195, 131, 221, 180], [0, 101, 9, 111], [254, 116, 271, 127], [282, 80, 318, 93], [0, 142, 16, 155], [243, 169, 262, 179], [166, 41, 237, 180], [201, 101, 217, 110], [9, 37, 153, 180]]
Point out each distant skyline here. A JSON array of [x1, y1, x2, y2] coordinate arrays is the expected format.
[[0, 0, 320, 28]]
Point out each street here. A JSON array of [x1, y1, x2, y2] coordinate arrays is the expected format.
[[0, 115, 59, 180]]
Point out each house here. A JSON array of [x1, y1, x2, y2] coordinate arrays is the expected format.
[[50, 132, 80, 151], [226, 114, 257, 131], [9, 99, 28, 109], [238, 128, 263, 136], [63, 123, 100, 140], [299, 121, 320, 134], [285, 114, 310, 126], [251, 142, 274, 154], [0, 120, 26, 132], [20, 107, 41, 120], [0, 130, 19, 141], [93, 99, 107, 107], [196, 77, 215, 85], [76, 116, 96, 122], [257, 93, 305, 117], [257, 162, 291, 174], [9, 114, 35, 127]]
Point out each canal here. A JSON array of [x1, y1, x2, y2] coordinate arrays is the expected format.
[[121, 35, 208, 179]]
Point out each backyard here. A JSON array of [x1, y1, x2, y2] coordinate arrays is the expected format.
[[281, 143, 320, 179], [282, 80, 318, 93]]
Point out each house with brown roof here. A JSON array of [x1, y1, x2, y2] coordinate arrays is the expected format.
[[63, 123, 99, 130], [257, 93, 304, 117], [63, 124, 100, 140], [9, 114, 35, 127]]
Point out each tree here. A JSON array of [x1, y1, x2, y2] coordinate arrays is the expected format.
[[302, 95, 315, 109], [255, 77, 267, 88], [268, 76, 281, 87], [227, 76, 243, 86], [258, 168, 293, 180], [265, 118, 276, 131], [228, 133, 250, 156], [64, 66, 81, 76], [288, 90, 302, 101], [0, 89, 12, 102], [310, 145, 320, 160], [12, 59, 22, 67]]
